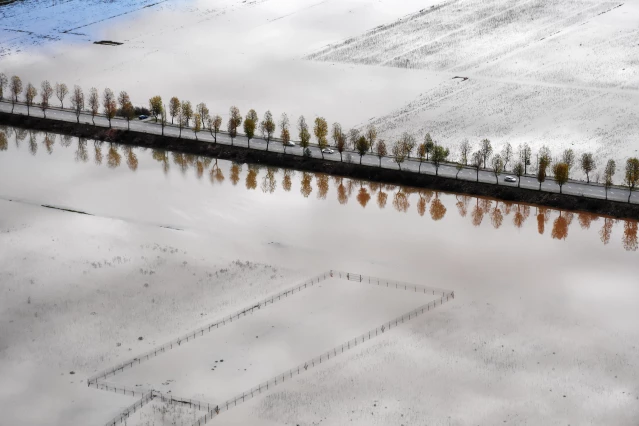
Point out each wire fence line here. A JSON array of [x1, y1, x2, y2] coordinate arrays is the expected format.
[[87, 272, 332, 385], [190, 290, 455, 426], [86, 270, 454, 426], [101, 391, 153, 426], [333, 270, 452, 296]]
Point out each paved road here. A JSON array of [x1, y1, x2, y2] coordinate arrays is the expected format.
[[1, 100, 634, 204]]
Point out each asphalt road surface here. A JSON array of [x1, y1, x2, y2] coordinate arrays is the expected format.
[[1, 101, 634, 204]]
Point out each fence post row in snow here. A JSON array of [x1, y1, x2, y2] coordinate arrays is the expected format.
[[87, 270, 454, 426], [86, 272, 332, 385]]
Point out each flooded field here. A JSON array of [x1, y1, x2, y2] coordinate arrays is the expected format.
[[1, 126, 638, 425]]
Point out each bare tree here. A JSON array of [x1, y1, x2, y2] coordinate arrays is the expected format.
[[196, 102, 209, 128], [71, 85, 84, 124], [392, 141, 407, 170], [375, 140, 387, 167], [55, 82, 68, 108], [471, 150, 482, 182], [480, 138, 492, 168], [88, 88, 99, 125], [336, 130, 347, 161], [0, 72, 7, 101], [260, 110, 276, 151], [459, 139, 471, 165], [365, 124, 377, 153], [10, 76, 22, 113], [103, 88, 117, 127], [280, 113, 290, 153], [501, 142, 513, 171], [169, 97, 180, 124], [518, 143, 532, 174], [348, 128, 360, 150], [331, 122, 342, 147], [562, 149, 575, 171], [149, 96, 163, 122], [580, 152, 596, 183], [401, 132, 416, 158], [228, 106, 242, 145], [40, 80, 53, 118], [314, 116, 328, 159], [118, 91, 130, 112], [25, 82, 37, 116], [455, 161, 463, 179], [624, 157, 639, 203], [604, 159, 616, 200], [181, 101, 193, 127], [491, 154, 504, 184]]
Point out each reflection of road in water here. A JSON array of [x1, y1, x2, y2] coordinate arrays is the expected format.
[[0, 126, 637, 252]]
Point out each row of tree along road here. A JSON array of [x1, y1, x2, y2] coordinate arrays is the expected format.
[[1, 72, 638, 203]]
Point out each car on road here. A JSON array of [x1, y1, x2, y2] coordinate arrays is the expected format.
[[504, 176, 517, 183], [138, 115, 148, 120], [321, 148, 334, 154], [284, 141, 295, 147]]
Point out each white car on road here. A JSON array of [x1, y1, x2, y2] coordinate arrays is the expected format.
[[321, 148, 334, 154], [504, 176, 517, 183], [284, 141, 295, 147]]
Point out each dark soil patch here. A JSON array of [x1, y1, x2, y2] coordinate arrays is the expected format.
[[2, 112, 639, 220], [93, 40, 123, 46]]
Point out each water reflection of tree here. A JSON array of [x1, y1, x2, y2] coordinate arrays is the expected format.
[[75, 138, 89, 163], [622, 220, 638, 251], [246, 165, 259, 190], [230, 162, 241, 186], [282, 169, 293, 192], [60, 134, 72, 148], [430, 193, 446, 221], [316, 174, 329, 199], [551, 212, 569, 240], [536, 207, 550, 235], [376, 190, 387, 209], [151, 148, 169, 174], [393, 189, 410, 213], [577, 212, 598, 229], [261, 167, 277, 194], [209, 160, 225, 185], [125, 146, 138, 171], [14, 127, 28, 147], [357, 187, 371, 208], [28, 131, 38, 156], [513, 204, 530, 229], [0, 131, 7, 151], [490, 201, 503, 229], [417, 190, 433, 217], [471, 198, 484, 227], [300, 172, 313, 198], [599, 217, 614, 245], [337, 179, 348, 205], [456, 195, 470, 217], [107, 144, 121, 169], [43, 133, 55, 154]]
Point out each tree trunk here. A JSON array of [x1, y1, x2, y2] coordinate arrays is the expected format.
[[11, 102, 15, 113], [539, 182, 542, 190], [195, 132, 198, 141], [359, 155, 362, 164], [605, 187, 608, 200], [61, 102, 64, 109], [266, 139, 269, 152], [379, 157, 382, 167], [495, 176, 499, 185], [586, 173, 590, 183], [476, 170, 479, 182], [27, 105, 30, 116], [108, 118, 111, 128], [92, 115, 95, 125], [127, 119, 130, 130], [43, 110, 46, 118], [629, 190, 632, 203], [76, 114, 79, 124], [419, 162, 422, 173], [171, 117, 174, 124], [179, 128, 182, 138], [248, 138, 250, 148], [161, 125, 164, 136], [559, 185, 562, 194], [398, 163, 401, 170], [517, 178, 520, 188], [435, 166, 439, 176]]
